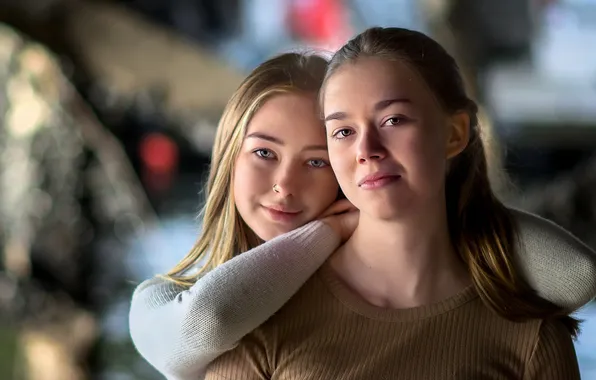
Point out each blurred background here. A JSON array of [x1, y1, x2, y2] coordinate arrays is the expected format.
[[0, 0, 594, 379]]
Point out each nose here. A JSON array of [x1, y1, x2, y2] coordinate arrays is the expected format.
[[356, 127, 387, 164], [272, 162, 300, 197]]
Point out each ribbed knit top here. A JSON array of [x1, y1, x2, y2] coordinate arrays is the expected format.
[[205, 261, 580, 380]]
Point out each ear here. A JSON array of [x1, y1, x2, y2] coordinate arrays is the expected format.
[[446, 111, 470, 159]]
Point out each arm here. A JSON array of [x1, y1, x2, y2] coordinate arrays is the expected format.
[[129, 220, 339, 380], [523, 319, 581, 379], [512, 208, 596, 311]]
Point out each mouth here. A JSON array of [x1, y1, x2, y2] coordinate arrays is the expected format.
[[262, 205, 303, 223], [358, 172, 401, 190]]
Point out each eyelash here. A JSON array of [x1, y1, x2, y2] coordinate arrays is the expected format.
[[252, 149, 329, 168], [254, 148, 276, 160], [307, 159, 329, 168], [331, 115, 409, 140], [383, 116, 408, 126], [331, 129, 354, 140]]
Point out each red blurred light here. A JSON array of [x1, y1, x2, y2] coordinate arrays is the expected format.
[[139, 133, 179, 174]]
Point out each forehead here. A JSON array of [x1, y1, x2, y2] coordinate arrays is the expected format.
[[323, 57, 435, 112], [245, 92, 327, 143]]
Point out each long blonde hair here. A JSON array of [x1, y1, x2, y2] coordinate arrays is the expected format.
[[166, 52, 328, 287], [323, 27, 579, 336]]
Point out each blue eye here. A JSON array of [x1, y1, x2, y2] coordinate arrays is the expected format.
[[254, 149, 275, 159], [308, 159, 329, 168]]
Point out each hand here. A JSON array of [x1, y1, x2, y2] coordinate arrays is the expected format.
[[318, 199, 359, 243]]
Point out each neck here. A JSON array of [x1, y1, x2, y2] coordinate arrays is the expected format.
[[330, 202, 470, 309]]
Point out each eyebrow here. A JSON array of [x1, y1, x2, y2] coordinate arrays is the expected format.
[[323, 111, 348, 123], [375, 98, 411, 111], [246, 132, 282, 145], [324, 98, 412, 122], [246, 132, 327, 152]]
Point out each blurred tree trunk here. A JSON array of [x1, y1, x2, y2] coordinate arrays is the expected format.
[[0, 23, 156, 379], [0, 0, 247, 380], [0, 2, 246, 377]]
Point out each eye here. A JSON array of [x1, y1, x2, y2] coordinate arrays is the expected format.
[[308, 159, 329, 168], [383, 116, 407, 126], [331, 128, 354, 140], [253, 148, 276, 160]]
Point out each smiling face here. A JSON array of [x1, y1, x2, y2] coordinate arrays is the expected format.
[[233, 92, 339, 241], [323, 57, 468, 221]]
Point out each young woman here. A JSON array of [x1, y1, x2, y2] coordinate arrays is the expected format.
[[129, 51, 596, 380], [202, 28, 589, 379]]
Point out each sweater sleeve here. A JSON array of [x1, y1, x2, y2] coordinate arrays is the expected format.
[[512, 208, 596, 311], [523, 319, 581, 380], [129, 220, 339, 380]]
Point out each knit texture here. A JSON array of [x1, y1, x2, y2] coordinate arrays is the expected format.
[[205, 262, 581, 380], [129, 210, 596, 379], [513, 208, 596, 310], [129, 220, 340, 380]]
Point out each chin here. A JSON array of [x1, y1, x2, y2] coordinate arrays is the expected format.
[[254, 229, 276, 242], [254, 225, 294, 242], [366, 201, 413, 221]]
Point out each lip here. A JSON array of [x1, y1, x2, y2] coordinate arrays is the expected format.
[[262, 205, 302, 223], [358, 171, 401, 190]]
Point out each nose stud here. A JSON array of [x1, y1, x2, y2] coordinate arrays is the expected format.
[[273, 184, 281, 193]]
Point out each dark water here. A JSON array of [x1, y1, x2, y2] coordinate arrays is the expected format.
[[102, 216, 596, 379]]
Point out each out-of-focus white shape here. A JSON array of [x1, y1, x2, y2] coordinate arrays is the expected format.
[[486, 63, 596, 126], [486, 1, 596, 132], [125, 216, 199, 279], [534, 2, 596, 82]]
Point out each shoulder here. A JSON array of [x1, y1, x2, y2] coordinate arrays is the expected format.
[[523, 318, 580, 379], [463, 301, 579, 378], [465, 296, 545, 342], [531, 318, 576, 355]]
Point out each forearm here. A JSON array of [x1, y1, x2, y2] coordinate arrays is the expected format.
[[511, 208, 596, 310], [129, 220, 339, 379]]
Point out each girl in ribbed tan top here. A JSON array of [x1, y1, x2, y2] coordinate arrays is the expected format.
[[204, 28, 582, 379]]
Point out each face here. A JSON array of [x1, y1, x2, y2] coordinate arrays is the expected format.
[[323, 57, 468, 220], [233, 92, 339, 241]]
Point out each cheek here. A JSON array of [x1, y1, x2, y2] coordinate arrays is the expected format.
[[408, 135, 447, 187], [306, 172, 339, 212], [232, 157, 264, 213], [329, 151, 357, 198]]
